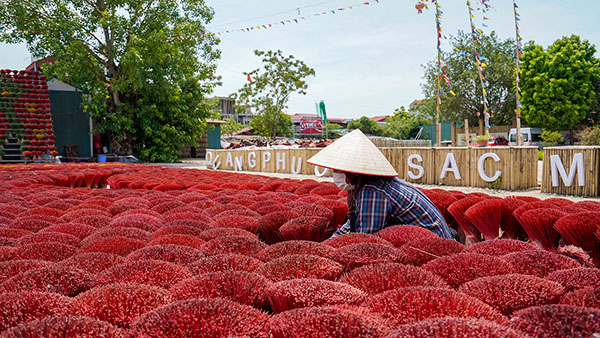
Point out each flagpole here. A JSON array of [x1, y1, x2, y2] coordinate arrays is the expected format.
[[435, 0, 442, 147], [513, 0, 523, 146], [467, 1, 489, 136]]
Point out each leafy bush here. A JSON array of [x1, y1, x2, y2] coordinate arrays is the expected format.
[[579, 125, 600, 145], [541, 131, 564, 146]]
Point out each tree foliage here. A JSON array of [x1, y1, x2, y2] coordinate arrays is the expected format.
[[0, 0, 220, 162], [220, 117, 245, 135], [347, 116, 382, 136], [520, 35, 600, 131], [233, 50, 315, 138], [249, 111, 293, 138], [420, 31, 517, 126], [382, 106, 421, 140]]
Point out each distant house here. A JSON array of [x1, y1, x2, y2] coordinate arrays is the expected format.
[[368, 115, 390, 125], [217, 97, 253, 125]]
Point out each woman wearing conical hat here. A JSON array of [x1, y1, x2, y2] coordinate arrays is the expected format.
[[308, 129, 455, 239]]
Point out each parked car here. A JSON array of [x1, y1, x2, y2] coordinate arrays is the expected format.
[[471, 136, 509, 147], [508, 128, 543, 148], [489, 136, 509, 146]]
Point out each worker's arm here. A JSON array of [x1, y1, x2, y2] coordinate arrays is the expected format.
[[330, 220, 351, 238], [355, 188, 390, 234]]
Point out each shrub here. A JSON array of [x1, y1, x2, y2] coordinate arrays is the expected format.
[[578, 125, 600, 145]]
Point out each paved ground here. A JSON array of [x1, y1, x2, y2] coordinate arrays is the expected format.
[[154, 159, 598, 202]]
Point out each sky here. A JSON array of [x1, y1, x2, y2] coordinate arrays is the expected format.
[[1, 0, 599, 119]]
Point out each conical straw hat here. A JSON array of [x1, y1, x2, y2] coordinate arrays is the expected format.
[[307, 129, 398, 177]]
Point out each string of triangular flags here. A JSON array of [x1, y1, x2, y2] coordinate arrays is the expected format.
[[467, 0, 491, 131], [167, 0, 380, 41], [0, 1, 381, 41], [417, 0, 455, 108], [514, 0, 523, 118]]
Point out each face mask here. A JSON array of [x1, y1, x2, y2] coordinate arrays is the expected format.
[[333, 171, 354, 191]]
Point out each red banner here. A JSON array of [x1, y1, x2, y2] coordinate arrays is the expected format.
[[300, 117, 323, 134]]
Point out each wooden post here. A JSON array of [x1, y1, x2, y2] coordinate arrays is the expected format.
[[451, 122, 457, 146], [464, 119, 470, 146]]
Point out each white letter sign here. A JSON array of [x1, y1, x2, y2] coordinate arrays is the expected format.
[[478, 152, 502, 182], [262, 152, 272, 169], [440, 153, 462, 180], [248, 152, 257, 168], [550, 153, 585, 187], [407, 154, 425, 180]]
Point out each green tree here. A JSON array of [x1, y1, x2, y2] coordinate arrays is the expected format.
[[0, 0, 220, 161], [520, 35, 600, 134], [347, 116, 382, 136], [420, 31, 517, 126], [221, 117, 245, 135], [234, 50, 315, 138], [249, 111, 293, 138], [382, 106, 421, 139]]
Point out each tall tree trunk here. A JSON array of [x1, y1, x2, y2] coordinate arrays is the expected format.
[[109, 130, 133, 155]]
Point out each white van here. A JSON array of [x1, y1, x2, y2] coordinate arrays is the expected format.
[[508, 128, 543, 148]]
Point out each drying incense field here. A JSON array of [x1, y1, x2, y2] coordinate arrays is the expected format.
[[0, 163, 599, 337]]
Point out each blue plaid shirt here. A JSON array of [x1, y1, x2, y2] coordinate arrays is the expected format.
[[332, 177, 453, 239]]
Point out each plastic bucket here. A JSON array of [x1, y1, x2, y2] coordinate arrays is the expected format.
[[97, 154, 107, 163]]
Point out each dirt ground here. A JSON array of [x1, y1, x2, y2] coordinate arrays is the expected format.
[[164, 159, 599, 202]]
